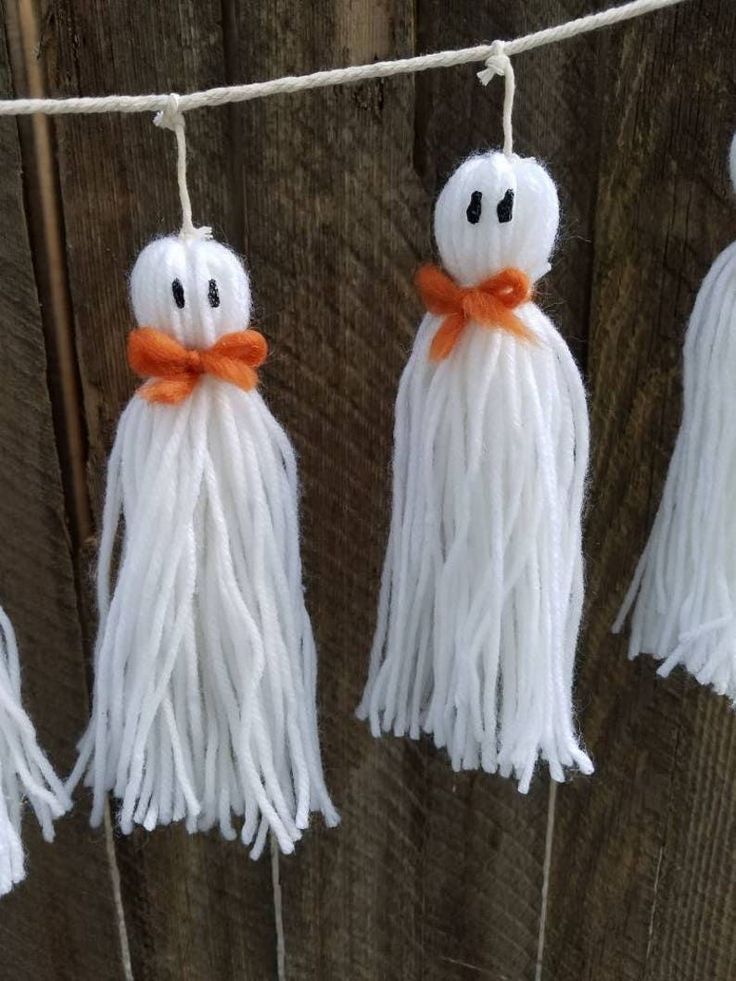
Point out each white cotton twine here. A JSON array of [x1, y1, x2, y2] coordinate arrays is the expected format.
[[0, 0, 689, 117], [477, 41, 516, 159], [154, 93, 211, 241]]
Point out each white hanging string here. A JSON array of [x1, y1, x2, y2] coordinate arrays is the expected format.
[[270, 835, 287, 981], [0, 0, 688, 117], [153, 93, 211, 240], [477, 40, 516, 158]]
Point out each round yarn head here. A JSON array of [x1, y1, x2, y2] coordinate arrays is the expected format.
[[130, 235, 252, 347], [433, 151, 559, 286]]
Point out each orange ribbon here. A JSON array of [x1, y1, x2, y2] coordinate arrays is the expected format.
[[415, 264, 533, 362], [128, 327, 268, 404]]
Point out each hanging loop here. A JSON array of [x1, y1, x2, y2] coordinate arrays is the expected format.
[[477, 40, 515, 159], [154, 93, 211, 240]]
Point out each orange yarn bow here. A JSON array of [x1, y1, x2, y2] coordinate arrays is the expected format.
[[415, 264, 533, 362], [128, 327, 268, 404]]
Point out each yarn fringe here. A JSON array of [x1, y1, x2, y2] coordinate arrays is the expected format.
[[0, 606, 70, 895], [358, 307, 593, 792], [614, 242, 736, 698], [68, 381, 338, 856]]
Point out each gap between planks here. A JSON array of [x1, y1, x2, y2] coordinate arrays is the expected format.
[[6, 1, 133, 978], [10, 0, 91, 545]]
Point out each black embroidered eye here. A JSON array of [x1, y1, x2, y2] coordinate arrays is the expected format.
[[497, 189, 514, 223], [466, 190, 483, 224], [172, 278, 185, 309], [208, 279, 220, 308]]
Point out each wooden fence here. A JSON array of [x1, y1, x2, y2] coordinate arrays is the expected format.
[[0, 0, 735, 977]]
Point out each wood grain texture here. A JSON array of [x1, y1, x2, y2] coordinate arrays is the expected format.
[[3, 0, 736, 978], [0, 7, 126, 980], [221, 2, 603, 979], [411, 4, 602, 978], [228, 4, 434, 976], [39, 1, 277, 977], [544, 2, 736, 979]]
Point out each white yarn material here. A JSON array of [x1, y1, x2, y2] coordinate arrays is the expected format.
[[67, 235, 338, 856], [613, 135, 736, 697], [477, 41, 516, 159], [0, 605, 70, 895], [0, 0, 687, 116], [358, 152, 593, 792], [153, 94, 211, 242]]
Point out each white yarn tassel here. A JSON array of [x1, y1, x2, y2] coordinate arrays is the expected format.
[[358, 151, 592, 791], [614, 136, 736, 696], [0, 605, 70, 895], [68, 235, 338, 856]]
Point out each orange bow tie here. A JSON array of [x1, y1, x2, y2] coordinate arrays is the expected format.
[[128, 327, 268, 404], [415, 264, 533, 362]]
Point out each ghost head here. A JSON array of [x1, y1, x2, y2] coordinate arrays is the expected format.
[[433, 151, 559, 286], [130, 235, 252, 347]]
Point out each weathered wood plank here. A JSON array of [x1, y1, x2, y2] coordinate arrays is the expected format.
[[227, 1, 601, 978], [0, 7, 126, 979], [40, 1, 277, 976], [545, 2, 736, 978], [11, 0, 736, 977], [413, 7, 601, 978], [229, 5, 430, 976]]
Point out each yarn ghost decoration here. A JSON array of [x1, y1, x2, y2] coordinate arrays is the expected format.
[[68, 232, 338, 857], [358, 151, 593, 792], [614, 135, 736, 698], [0, 605, 69, 895]]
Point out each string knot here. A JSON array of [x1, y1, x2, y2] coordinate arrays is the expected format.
[[153, 92, 184, 132], [477, 41, 511, 86]]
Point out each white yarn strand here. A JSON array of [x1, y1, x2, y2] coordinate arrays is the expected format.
[[477, 42, 515, 159], [0, 0, 687, 117], [614, 145, 736, 697], [358, 151, 593, 790], [154, 94, 211, 241], [0, 606, 70, 895], [68, 236, 338, 854]]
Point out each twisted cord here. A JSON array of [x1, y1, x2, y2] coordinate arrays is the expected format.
[[0, 0, 687, 117]]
